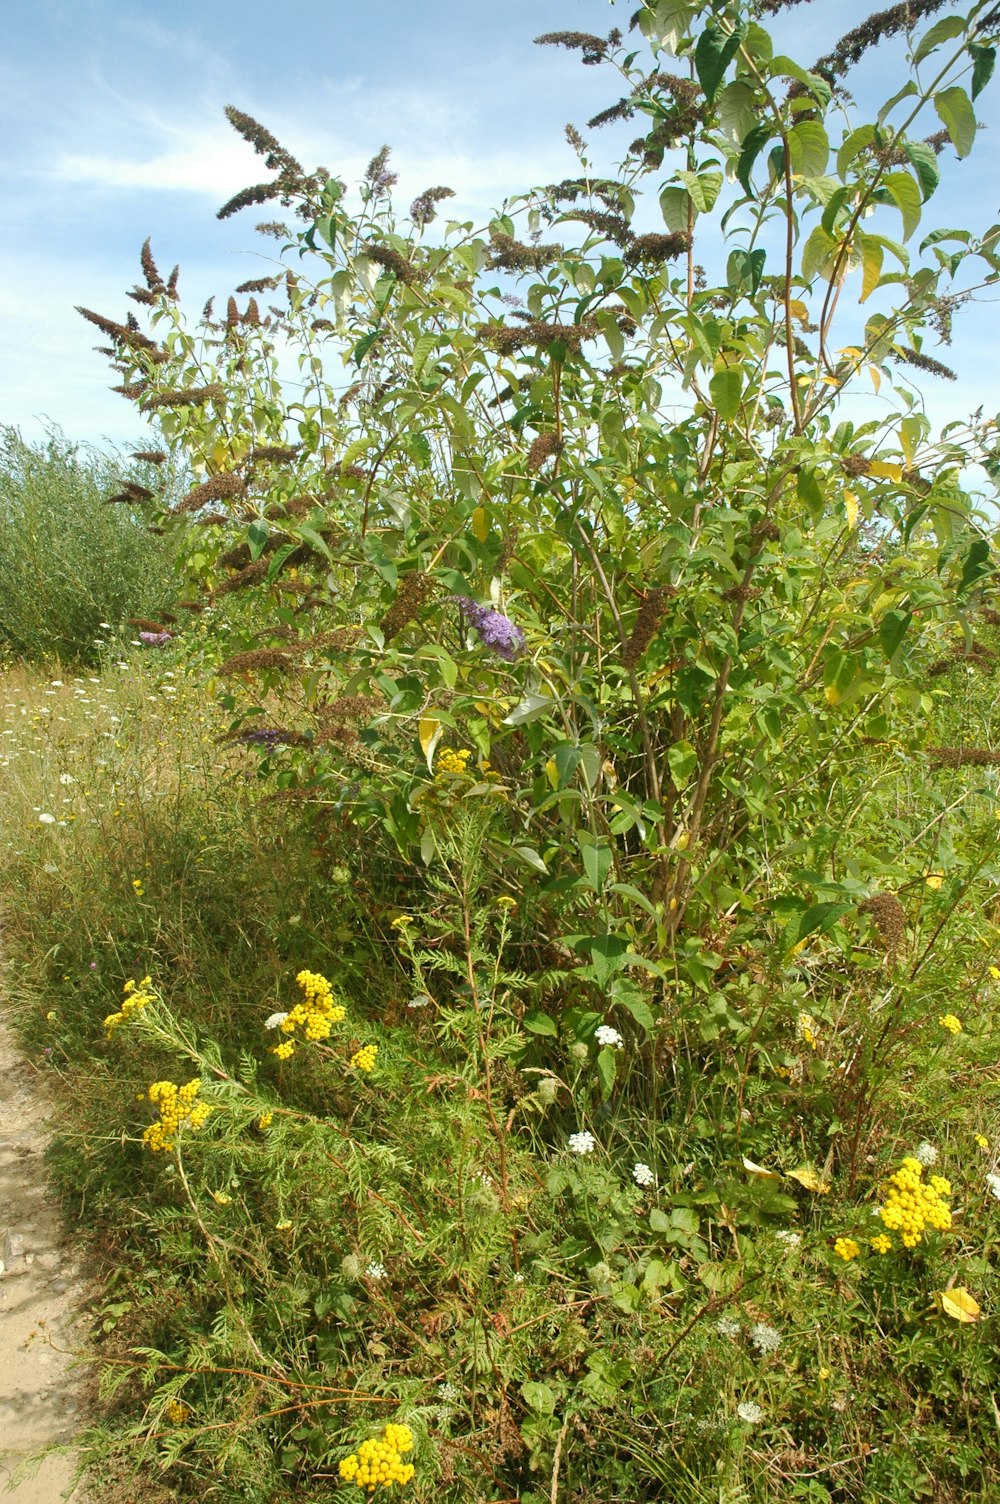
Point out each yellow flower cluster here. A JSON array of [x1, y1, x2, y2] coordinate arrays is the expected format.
[[165, 1399, 191, 1424], [833, 1237, 860, 1261], [797, 1011, 819, 1050], [142, 1078, 213, 1152], [350, 1044, 378, 1072], [939, 1013, 963, 1034], [270, 969, 346, 1058], [104, 975, 154, 1036], [435, 747, 472, 776], [870, 1233, 893, 1254], [257, 1112, 273, 1130], [877, 1157, 952, 1248], [339, 1423, 415, 1492]]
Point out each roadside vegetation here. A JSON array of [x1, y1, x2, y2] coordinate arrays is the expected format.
[[2, 1, 1000, 1500]]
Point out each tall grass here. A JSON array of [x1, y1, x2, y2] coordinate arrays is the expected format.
[[0, 426, 178, 664]]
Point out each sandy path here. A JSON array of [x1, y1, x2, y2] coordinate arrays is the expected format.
[[0, 1026, 89, 1501]]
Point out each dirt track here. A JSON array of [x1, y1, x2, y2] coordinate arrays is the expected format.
[[0, 1025, 89, 1501]]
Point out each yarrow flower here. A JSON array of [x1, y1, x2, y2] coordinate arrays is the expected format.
[[939, 1013, 963, 1034], [595, 1025, 624, 1048], [986, 1173, 1000, 1200], [736, 1400, 763, 1424], [568, 1130, 596, 1155], [749, 1323, 781, 1354], [437, 1382, 460, 1403], [264, 1012, 288, 1030], [633, 1162, 655, 1187], [914, 1140, 939, 1167], [716, 1316, 741, 1338], [454, 596, 525, 661], [365, 1260, 388, 1280], [774, 1230, 801, 1248]]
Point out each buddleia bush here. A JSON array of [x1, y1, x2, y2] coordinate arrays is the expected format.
[[49, 0, 1000, 1498], [0, 425, 179, 663]]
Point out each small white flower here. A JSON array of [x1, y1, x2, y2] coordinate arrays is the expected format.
[[365, 1260, 388, 1280], [264, 1012, 289, 1030], [749, 1322, 781, 1354], [59, 773, 75, 785], [633, 1162, 655, 1187], [99, 623, 111, 630], [407, 993, 431, 1009], [716, 1316, 741, 1338], [50, 680, 63, 688], [568, 1131, 596, 1155], [914, 1141, 939, 1167], [38, 813, 56, 825], [512, 1271, 526, 1283], [774, 1230, 801, 1248], [986, 1173, 1000, 1201], [736, 1400, 763, 1425], [43, 863, 58, 876], [595, 1025, 623, 1048], [437, 1381, 460, 1402]]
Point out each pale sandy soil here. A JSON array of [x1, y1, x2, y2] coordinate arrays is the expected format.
[[0, 1026, 89, 1502]]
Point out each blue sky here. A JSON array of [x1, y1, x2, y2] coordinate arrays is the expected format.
[[4, 0, 999, 451]]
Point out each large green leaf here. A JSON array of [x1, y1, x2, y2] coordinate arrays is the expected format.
[[709, 368, 743, 420], [903, 141, 940, 201], [695, 21, 744, 103], [935, 86, 977, 158], [883, 171, 922, 240], [913, 14, 965, 64]]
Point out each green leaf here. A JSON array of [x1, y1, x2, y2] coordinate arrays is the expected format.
[[521, 1381, 557, 1415], [879, 608, 912, 659], [612, 983, 655, 1032], [971, 43, 996, 100], [801, 224, 839, 281], [667, 739, 698, 786], [523, 1009, 558, 1037], [784, 901, 853, 954], [578, 832, 613, 893], [709, 367, 743, 420], [912, 14, 964, 64], [678, 169, 724, 213], [736, 123, 772, 197], [934, 86, 976, 158], [596, 1046, 617, 1100], [879, 80, 918, 125], [903, 141, 940, 201], [695, 21, 744, 104], [296, 525, 332, 562], [503, 694, 553, 726], [958, 537, 991, 594], [857, 232, 884, 302], [837, 124, 875, 180], [788, 120, 830, 177], [659, 186, 692, 233], [768, 56, 832, 106], [247, 518, 269, 561], [511, 845, 549, 874], [883, 171, 922, 240], [716, 80, 759, 147]]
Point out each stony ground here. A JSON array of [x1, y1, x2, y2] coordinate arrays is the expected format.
[[0, 1024, 89, 1501]]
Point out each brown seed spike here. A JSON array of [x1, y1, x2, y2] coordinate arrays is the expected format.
[[622, 586, 676, 667], [527, 433, 564, 473], [166, 265, 180, 298], [131, 450, 167, 465], [534, 31, 611, 65], [140, 237, 165, 294], [217, 648, 294, 676], [217, 181, 284, 222], [223, 106, 304, 177]]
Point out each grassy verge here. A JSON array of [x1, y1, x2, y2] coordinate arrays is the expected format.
[[1, 654, 1000, 1503]]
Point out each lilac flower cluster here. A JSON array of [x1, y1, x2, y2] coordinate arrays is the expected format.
[[139, 631, 172, 647], [235, 728, 288, 748], [455, 597, 525, 661]]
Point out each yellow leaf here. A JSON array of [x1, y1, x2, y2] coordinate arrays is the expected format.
[[742, 1156, 780, 1180], [788, 1166, 831, 1194], [868, 460, 903, 482], [868, 364, 882, 394], [544, 757, 559, 790], [788, 299, 809, 324], [935, 1287, 981, 1323], [825, 684, 841, 706], [471, 506, 490, 543], [925, 872, 944, 891], [418, 715, 442, 770], [845, 491, 859, 530]]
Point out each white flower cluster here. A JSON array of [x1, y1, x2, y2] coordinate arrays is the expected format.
[[774, 1230, 801, 1248], [264, 1011, 289, 1030], [633, 1163, 655, 1187], [595, 1024, 623, 1048], [568, 1131, 596, 1155], [365, 1260, 388, 1281], [914, 1140, 939, 1167], [749, 1322, 781, 1354], [736, 1400, 763, 1425]]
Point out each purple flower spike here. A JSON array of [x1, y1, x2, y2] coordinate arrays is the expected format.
[[139, 631, 172, 646], [455, 597, 525, 661]]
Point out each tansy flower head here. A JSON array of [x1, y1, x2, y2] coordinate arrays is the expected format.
[[833, 1237, 860, 1261], [350, 1044, 378, 1072], [939, 1013, 963, 1034]]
